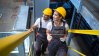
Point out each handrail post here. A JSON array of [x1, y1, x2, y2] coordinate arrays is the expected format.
[[67, 7, 76, 46], [18, 42, 25, 56]]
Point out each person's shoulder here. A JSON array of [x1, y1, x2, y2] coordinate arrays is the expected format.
[[47, 21, 52, 25], [62, 20, 69, 27], [35, 18, 41, 22], [48, 21, 52, 24], [65, 23, 69, 27], [62, 20, 68, 24], [47, 21, 52, 30], [65, 22, 69, 30], [37, 18, 41, 20], [62, 19, 66, 23]]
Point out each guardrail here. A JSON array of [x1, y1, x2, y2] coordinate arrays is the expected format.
[[0, 31, 32, 56], [0, 29, 99, 56]]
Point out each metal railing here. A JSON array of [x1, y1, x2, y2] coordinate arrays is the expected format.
[[0, 31, 32, 56], [0, 29, 99, 56]]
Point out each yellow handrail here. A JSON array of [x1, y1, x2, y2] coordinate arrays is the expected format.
[[68, 30, 99, 35], [0, 29, 99, 56], [0, 31, 32, 56], [68, 46, 86, 56]]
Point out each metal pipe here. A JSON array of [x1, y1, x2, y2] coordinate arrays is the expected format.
[[0, 31, 32, 56], [67, 7, 76, 46]]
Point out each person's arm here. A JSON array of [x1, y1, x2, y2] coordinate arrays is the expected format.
[[28, 22, 38, 32], [46, 22, 52, 42], [28, 18, 40, 32], [60, 23, 69, 42], [31, 24, 37, 31]]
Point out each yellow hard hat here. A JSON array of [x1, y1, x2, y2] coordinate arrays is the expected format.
[[43, 8, 52, 16], [55, 7, 66, 18]]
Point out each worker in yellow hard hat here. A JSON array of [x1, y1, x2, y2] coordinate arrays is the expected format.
[[46, 7, 69, 56], [30, 8, 52, 56]]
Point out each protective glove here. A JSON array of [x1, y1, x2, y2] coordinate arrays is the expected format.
[[47, 34, 52, 42], [60, 37, 66, 42]]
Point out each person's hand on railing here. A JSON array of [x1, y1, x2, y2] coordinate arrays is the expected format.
[[28, 27, 34, 33], [28, 24, 38, 33]]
